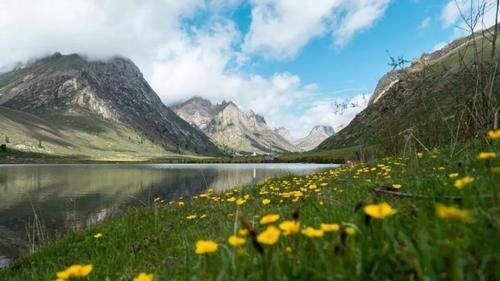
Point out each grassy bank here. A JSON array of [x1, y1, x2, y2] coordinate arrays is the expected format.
[[0, 147, 352, 164], [1, 136, 499, 280]]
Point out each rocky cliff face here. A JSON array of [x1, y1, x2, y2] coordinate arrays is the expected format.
[[172, 98, 300, 154], [274, 127, 295, 144], [294, 125, 335, 151], [0, 53, 220, 156]]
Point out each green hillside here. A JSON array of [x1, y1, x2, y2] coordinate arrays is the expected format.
[[0, 106, 182, 162], [318, 28, 500, 157]]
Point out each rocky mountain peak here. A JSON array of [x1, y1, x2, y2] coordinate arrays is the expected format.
[[274, 127, 295, 143], [0, 53, 220, 155], [293, 125, 335, 151], [172, 97, 300, 154], [311, 125, 335, 136]]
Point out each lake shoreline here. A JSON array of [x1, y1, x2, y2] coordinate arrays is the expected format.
[[1, 143, 498, 280]]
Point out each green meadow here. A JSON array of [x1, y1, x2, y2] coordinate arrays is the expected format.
[[1, 132, 499, 281]]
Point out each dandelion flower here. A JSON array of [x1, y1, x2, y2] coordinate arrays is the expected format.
[[56, 264, 93, 280], [320, 223, 340, 232], [133, 272, 154, 281], [236, 198, 246, 205], [435, 204, 473, 223], [448, 173, 459, 178], [477, 152, 497, 160], [453, 176, 474, 189], [228, 235, 246, 247], [392, 184, 402, 189], [279, 220, 300, 235], [257, 225, 281, 245], [195, 240, 218, 254], [93, 233, 103, 239], [262, 199, 271, 205], [238, 229, 249, 236], [226, 197, 236, 202], [416, 152, 424, 158], [260, 214, 280, 225], [344, 227, 356, 236], [301, 227, 324, 238], [487, 129, 500, 140], [185, 215, 197, 220], [363, 202, 397, 219]]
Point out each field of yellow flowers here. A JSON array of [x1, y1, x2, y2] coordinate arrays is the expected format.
[[2, 131, 499, 280]]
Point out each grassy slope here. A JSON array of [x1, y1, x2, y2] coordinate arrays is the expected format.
[[0, 106, 192, 162], [2, 140, 498, 280], [318, 32, 500, 153]]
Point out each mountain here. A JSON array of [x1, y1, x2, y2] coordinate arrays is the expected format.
[[318, 26, 500, 154], [172, 97, 300, 154], [0, 53, 220, 159], [295, 125, 335, 151], [274, 127, 295, 144]]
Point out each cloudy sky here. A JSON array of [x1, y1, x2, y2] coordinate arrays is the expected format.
[[0, 0, 497, 137]]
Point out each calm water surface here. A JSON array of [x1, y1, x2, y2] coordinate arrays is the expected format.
[[0, 163, 338, 266]]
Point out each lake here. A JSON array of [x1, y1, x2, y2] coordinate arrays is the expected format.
[[0, 163, 338, 267]]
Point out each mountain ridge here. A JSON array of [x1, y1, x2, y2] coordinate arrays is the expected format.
[[0, 53, 221, 158], [172, 97, 300, 154]]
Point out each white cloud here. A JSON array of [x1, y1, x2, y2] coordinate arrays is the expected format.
[[441, 0, 498, 31], [270, 94, 370, 138], [242, 0, 391, 59], [332, 0, 391, 46], [419, 17, 431, 29], [432, 41, 448, 51], [0, 0, 384, 137]]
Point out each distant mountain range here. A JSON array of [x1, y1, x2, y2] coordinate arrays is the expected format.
[[172, 97, 301, 155], [274, 125, 334, 151], [0, 53, 220, 159]]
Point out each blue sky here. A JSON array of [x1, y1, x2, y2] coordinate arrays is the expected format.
[[0, 0, 495, 137], [239, 0, 456, 98]]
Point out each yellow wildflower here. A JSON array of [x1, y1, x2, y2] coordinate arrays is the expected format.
[[363, 202, 397, 219], [279, 220, 300, 235], [186, 214, 197, 220], [262, 199, 271, 205], [178, 201, 184, 207], [392, 184, 402, 189], [238, 229, 249, 236], [133, 272, 154, 281], [448, 173, 459, 178], [487, 129, 500, 140], [257, 225, 281, 245], [56, 264, 93, 280], [195, 240, 218, 254], [477, 152, 497, 160], [416, 152, 424, 158], [435, 204, 473, 223], [226, 197, 236, 202], [200, 214, 207, 219], [228, 235, 246, 247], [236, 198, 246, 205], [93, 233, 103, 239], [453, 176, 474, 189], [301, 227, 324, 238], [260, 214, 280, 224], [344, 227, 356, 236], [320, 223, 340, 232]]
